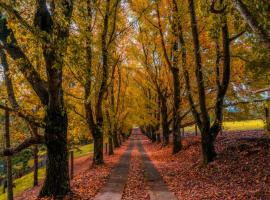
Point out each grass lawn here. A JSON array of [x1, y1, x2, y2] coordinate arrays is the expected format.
[[184, 119, 265, 132], [0, 143, 93, 200], [0, 168, 46, 200], [222, 120, 264, 131], [73, 143, 94, 158]]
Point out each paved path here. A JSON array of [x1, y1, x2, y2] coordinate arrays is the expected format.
[[137, 139, 178, 200], [93, 139, 134, 200], [93, 130, 178, 200]]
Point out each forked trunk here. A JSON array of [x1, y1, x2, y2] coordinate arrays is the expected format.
[[201, 129, 217, 165]]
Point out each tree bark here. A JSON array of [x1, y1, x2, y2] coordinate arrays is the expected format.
[[108, 133, 114, 155], [118, 133, 122, 146], [171, 67, 182, 153], [39, 111, 69, 197], [92, 128, 104, 165], [113, 131, 120, 148]]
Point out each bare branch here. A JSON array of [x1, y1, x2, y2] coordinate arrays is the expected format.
[[253, 87, 270, 94], [229, 30, 246, 42], [1, 135, 45, 157], [0, 104, 45, 128]]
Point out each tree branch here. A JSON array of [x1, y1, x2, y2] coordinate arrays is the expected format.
[[0, 2, 48, 43], [0, 18, 49, 105], [231, 0, 270, 50], [229, 30, 246, 42], [1, 135, 45, 156], [0, 104, 45, 128]]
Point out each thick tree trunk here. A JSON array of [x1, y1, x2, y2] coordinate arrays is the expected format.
[[39, 111, 69, 198], [93, 134, 104, 165], [201, 127, 217, 165]]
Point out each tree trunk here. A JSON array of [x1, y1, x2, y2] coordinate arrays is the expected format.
[[201, 129, 217, 165], [118, 133, 122, 146], [93, 127, 104, 165], [151, 130, 157, 142], [39, 111, 69, 198], [108, 133, 114, 155], [121, 131, 126, 142], [156, 133, 161, 143], [113, 131, 120, 148], [5, 108, 13, 200], [171, 68, 182, 154]]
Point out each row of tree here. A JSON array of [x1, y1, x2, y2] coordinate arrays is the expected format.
[[128, 0, 269, 164], [0, 0, 269, 199], [0, 0, 135, 198]]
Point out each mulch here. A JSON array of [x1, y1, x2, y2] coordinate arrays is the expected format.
[[15, 141, 130, 200], [144, 130, 270, 200]]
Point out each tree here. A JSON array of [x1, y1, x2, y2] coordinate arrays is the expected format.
[[0, 0, 73, 197], [230, 0, 270, 50], [184, 0, 231, 164]]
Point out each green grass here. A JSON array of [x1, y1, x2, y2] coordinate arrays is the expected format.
[[0, 143, 93, 200], [0, 168, 46, 200], [222, 120, 264, 131], [184, 119, 265, 132], [73, 143, 93, 158]]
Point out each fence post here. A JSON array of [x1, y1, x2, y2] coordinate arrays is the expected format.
[[105, 143, 108, 155], [220, 125, 223, 135], [33, 144, 39, 187], [70, 151, 74, 179], [195, 125, 198, 136], [5, 108, 13, 200], [182, 128, 185, 137]]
